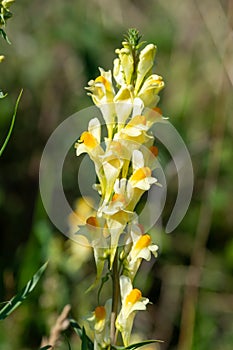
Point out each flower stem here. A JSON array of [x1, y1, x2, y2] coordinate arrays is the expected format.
[[110, 249, 120, 345]]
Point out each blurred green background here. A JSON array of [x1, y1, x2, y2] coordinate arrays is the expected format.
[[0, 0, 233, 349]]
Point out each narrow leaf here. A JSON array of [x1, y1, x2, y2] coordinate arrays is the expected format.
[[0, 89, 23, 156], [69, 318, 83, 338], [39, 346, 52, 350], [69, 319, 93, 350], [81, 326, 93, 350], [113, 339, 164, 350], [0, 261, 48, 320], [81, 327, 88, 350]]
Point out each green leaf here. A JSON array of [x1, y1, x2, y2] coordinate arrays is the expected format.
[[0, 261, 48, 320], [69, 319, 94, 350], [39, 346, 52, 350], [81, 326, 94, 350], [69, 318, 83, 338], [112, 339, 164, 350], [0, 89, 23, 156]]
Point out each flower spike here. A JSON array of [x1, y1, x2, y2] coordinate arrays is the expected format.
[[73, 29, 164, 348]]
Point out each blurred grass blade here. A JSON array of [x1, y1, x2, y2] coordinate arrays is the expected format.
[[0, 89, 23, 156], [0, 261, 48, 320], [40, 346, 52, 350]]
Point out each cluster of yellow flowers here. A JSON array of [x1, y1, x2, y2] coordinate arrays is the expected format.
[[74, 29, 165, 349]]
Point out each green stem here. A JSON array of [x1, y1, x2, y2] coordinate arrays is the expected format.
[[110, 249, 120, 345], [0, 89, 23, 156]]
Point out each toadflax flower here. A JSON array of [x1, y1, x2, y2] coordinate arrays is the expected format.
[[114, 114, 153, 149], [124, 224, 159, 279], [75, 117, 107, 193], [126, 150, 158, 211], [100, 178, 136, 267], [85, 68, 116, 138], [75, 117, 103, 160], [116, 275, 149, 346], [129, 150, 157, 190], [87, 299, 112, 350]]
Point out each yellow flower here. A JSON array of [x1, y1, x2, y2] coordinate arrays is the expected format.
[[94, 306, 106, 331], [114, 85, 134, 126], [114, 115, 153, 152], [85, 68, 116, 138], [75, 118, 106, 189], [116, 276, 149, 346], [129, 150, 157, 191], [106, 209, 135, 268], [76, 215, 110, 284], [87, 299, 111, 350], [68, 196, 95, 235], [124, 224, 159, 279], [97, 177, 135, 267], [100, 179, 125, 212], [69, 208, 110, 282], [130, 167, 152, 187], [75, 118, 102, 157], [138, 74, 165, 108], [86, 68, 115, 105], [98, 141, 126, 207], [123, 150, 157, 212]]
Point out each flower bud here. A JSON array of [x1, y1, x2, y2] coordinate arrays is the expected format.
[[135, 44, 156, 93], [115, 47, 134, 85], [113, 58, 125, 86]]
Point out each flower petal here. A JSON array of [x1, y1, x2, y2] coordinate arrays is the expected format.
[[120, 275, 133, 301]]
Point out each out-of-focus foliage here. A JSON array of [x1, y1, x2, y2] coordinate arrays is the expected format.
[[0, 262, 47, 320], [0, 0, 232, 349]]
